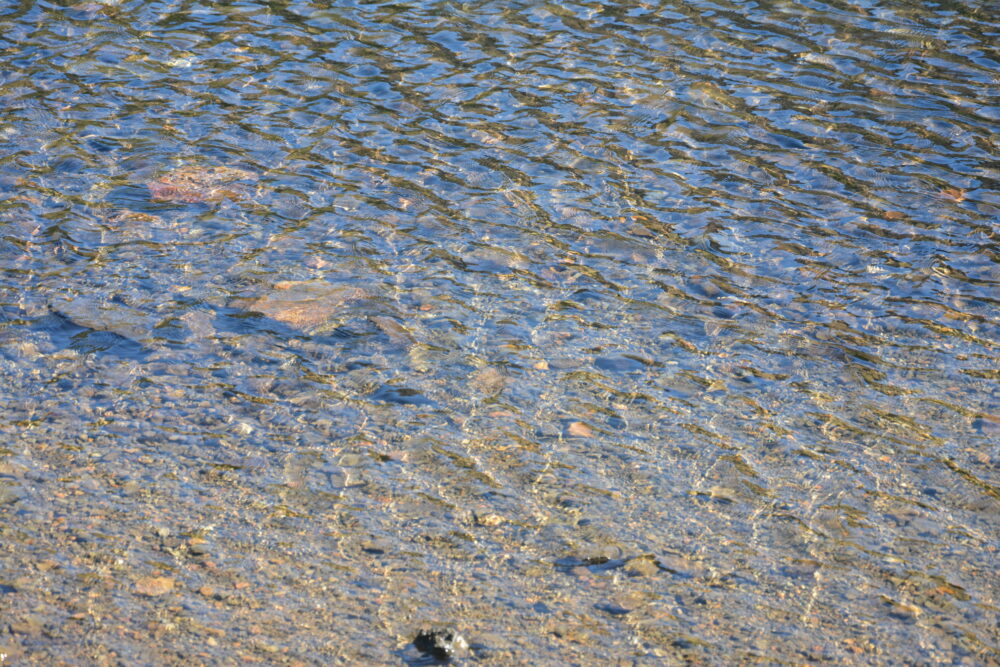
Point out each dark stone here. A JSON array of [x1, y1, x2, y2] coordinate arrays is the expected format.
[[554, 554, 629, 573], [413, 627, 468, 662], [371, 385, 434, 406], [361, 537, 392, 554], [595, 602, 631, 616], [712, 306, 736, 319], [780, 559, 821, 579], [188, 542, 210, 556], [594, 356, 649, 372]]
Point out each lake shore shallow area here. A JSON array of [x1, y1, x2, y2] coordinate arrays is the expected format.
[[1, 0, 998, 664]]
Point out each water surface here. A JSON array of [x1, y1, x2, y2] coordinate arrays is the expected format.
[[1, 0, 998, 664]]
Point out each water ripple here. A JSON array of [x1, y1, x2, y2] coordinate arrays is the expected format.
[[0, 0, 997, 663]]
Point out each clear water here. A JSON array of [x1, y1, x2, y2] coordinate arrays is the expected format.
[[1, 0, 997, 664]]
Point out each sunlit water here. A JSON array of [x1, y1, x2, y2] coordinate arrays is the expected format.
[[1, 0, 997, 663]]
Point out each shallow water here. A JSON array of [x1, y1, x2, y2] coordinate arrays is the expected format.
[[1, 0, 997, 664]]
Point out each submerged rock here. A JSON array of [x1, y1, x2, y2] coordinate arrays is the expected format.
[[623, 555, 660, 577], [134, 576, 174, 597], [413, 627, 469, 662], [239, 281, 367, 334], [469, 366, 506, 397], [371, 385, 434, 406], [0, 480, 25, 506], [369, 315, 416, 346], [107, 209, 162, 225], [147, 165, 256, 203], [49, 296, 160, 344]]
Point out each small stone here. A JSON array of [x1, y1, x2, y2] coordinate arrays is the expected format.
[[547, 621, 587, 642], [940, 187, 965, 202], [188, 538, 210, 556], [361, 538, 392, 554], [369, 315, 415, 346], [0, 482, 24, 506], [567, 421, 593, 438], [470, 367, 506, 397], [36, 559, 60, 572], [413, 627, 469, 661], [477, 513, 505, 527], [135, 576, 175, 596], [623, 556, 659, 577], [9, 615, 43, 636], [199, 586, 216, 598], [254, 641, 279, 653], [655, 554, 706, 578], [533, 360, 549, 370], [888, 601, 921, 622], [781, 559, 821, 579], [595, 602, 630, 616], [705, 486, 737, 503], [12, 576, 33, 591], [108, 209, 162, 224]]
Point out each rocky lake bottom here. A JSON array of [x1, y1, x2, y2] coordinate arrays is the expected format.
[[1, 0, 998, 664]]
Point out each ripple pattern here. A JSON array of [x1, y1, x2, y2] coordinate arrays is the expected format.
[[0, 0, 997, 663]]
